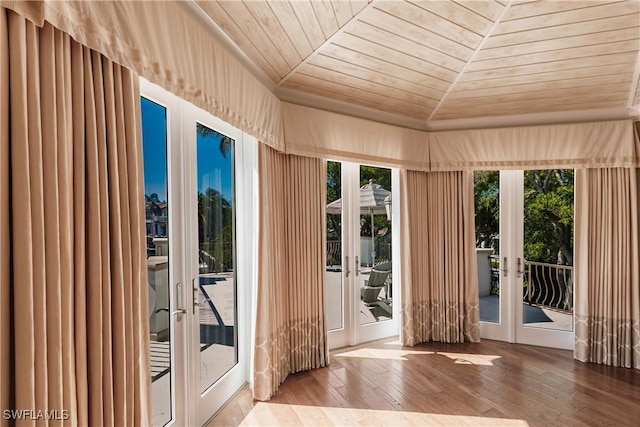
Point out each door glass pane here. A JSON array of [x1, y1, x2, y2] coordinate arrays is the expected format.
[[359, 166, 392, 326], [141, 97, 172, 426], [523, 169, 574, 332], [326, 161, 343, 331], [474, 171, 501, 324], [196, 123, 237, 393]]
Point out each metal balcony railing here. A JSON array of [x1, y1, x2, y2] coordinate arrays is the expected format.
[[488, 255, 573, 313], [524, 261, 573, 314]]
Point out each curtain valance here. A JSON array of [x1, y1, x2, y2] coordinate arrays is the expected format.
[[0, 0, 285, 149], [430, 120, 638, 171], [282, 102, 430, 171]]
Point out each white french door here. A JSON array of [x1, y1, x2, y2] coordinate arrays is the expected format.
[[141, 79, 255, 427], [477, 170, 574, 350], [183, 104, 255, 426], [326, 161, 400, 349]]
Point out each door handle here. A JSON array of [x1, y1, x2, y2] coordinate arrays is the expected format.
[[345, 256, 350, 278], [355, 256, 359, 276], [502, 256, 508, 277], [173, 282, 186, 320]]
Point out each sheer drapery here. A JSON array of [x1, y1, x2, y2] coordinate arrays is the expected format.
[[575, 167, 640, 369], [400, 170, 480, 346], [0, 10, 150, 425], [253, 144, 328, 401]]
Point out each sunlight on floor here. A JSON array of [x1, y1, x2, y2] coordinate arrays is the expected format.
[[240, 403, 530, 426], [436, 352, 502, 366], [333, 348, 433, 360], [333, 348, 501, 365]]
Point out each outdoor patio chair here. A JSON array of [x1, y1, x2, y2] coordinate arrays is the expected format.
[[361, 262, 391, 304]]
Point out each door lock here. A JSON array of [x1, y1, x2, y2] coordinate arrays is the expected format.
[[173, 282, 186, 320], [517, 257, 524, 278]]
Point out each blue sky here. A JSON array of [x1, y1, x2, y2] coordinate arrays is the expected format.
[[141, 97, 234, 203], [141, 97, 168, 201], [196, 125, 234, 202]]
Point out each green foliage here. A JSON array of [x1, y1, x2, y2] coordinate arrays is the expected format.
[[474, 171, 500, 251], [145, 192, 163, 217], [523, 169, 574, 265], [325, 162, 393, 263], [473, 169, 574, 266], [198, 188, 234, 271], [360, 165, 391, 189], [326, 161, 342, 239]]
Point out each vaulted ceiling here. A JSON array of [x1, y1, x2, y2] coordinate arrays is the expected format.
[[192, 0, 640, 130]]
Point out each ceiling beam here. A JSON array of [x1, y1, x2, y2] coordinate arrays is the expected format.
[[428, 0, 515, 121], [276, 0, 378, 88], [627, 51, 640, 108]]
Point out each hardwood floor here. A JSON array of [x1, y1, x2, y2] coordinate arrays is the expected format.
[[209, 338, 640, 426]]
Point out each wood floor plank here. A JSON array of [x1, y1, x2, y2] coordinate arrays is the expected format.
[[209, 338, 640, 426]]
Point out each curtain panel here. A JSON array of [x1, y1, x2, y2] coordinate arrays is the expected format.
[[399, 170, 480, 346], [430, 120, 638, 171], [0, 0, 284, 149], [282, 102, 430, 171], [575, 167, 640, 369], [0, 10, 150, 425], [254, 144, 328, 401]]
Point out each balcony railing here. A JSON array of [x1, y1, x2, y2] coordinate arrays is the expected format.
[[326, 239, 392, 266], [488, 255, 573, 314], [524, 261, 573, 314]]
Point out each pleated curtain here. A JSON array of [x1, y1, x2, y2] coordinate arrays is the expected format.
[[575, 167, 640, 369], [400, 170, 480, 346], [253, 144, 328, 401], [0, 9, 150, 426]]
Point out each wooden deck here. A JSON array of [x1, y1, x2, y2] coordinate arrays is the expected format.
[[209, 338, 640, 426]]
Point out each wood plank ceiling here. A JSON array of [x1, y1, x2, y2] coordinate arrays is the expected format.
[[195, 0, 640, 129]]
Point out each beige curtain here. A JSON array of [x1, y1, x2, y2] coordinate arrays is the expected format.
[[0, 0, 284, 149], [0, 6, 8, 422], [282, 102, 430, 171], [431, 120, 638, 171], [400, 170, 480, 346], [575, 167, 640, 369], [253, 144, 328, 401], [0, 9, 150, 425]]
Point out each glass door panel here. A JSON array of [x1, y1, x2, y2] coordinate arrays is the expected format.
[[195, 123, 238, 393], [358, 166, 393, 327], [187, 105, 249, 426], [141, 97, 173, 426], [519, 169, 574, 337], [474, 171, 501, 325], [326, 161, 344, 331]]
